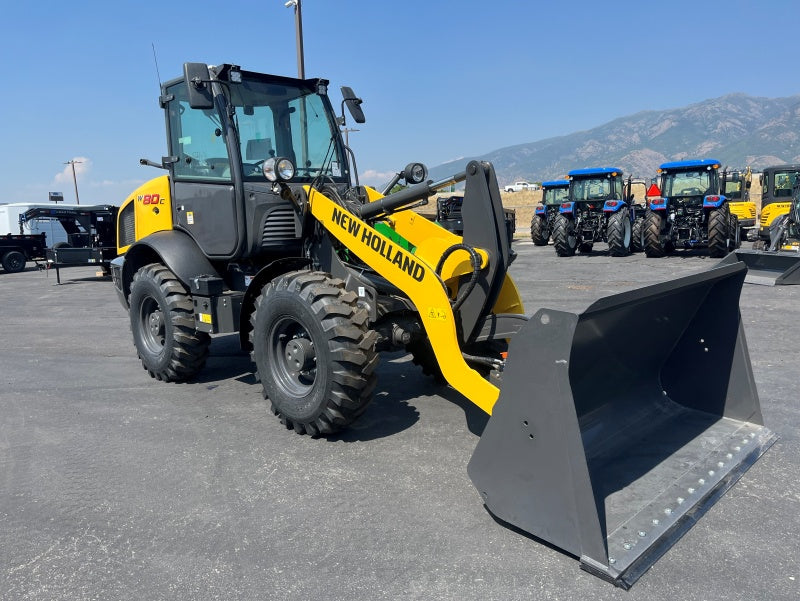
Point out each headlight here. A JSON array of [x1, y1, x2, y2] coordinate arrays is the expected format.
[[262, 157, 295, 182], [403, 162, 428, 185]]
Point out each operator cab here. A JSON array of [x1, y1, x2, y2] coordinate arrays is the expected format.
[[541, 180, 569, 206], [567, 168, 625, 207], [158, 63, 362, 261], [658, 159, 720, 207]]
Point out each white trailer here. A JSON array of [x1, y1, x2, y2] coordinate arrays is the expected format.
[[0, 203, 77, 245]]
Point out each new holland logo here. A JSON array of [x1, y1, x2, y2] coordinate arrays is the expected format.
[[331, 207, 425, 282]]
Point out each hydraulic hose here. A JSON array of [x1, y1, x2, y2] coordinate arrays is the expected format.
[[434, 243, 482, 312]]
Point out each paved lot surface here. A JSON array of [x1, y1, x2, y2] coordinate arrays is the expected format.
[[1, 243, 798, 601]]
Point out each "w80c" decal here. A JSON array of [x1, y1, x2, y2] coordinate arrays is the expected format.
[[138, 194, 164, 205]]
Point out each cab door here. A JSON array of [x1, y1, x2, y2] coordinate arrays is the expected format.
[[164, 80, 241, 258]]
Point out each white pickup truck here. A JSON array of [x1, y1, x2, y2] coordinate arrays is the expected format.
[[504, 181, 536, 192]]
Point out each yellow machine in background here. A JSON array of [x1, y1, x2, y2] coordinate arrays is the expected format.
[[110, 62, 775, 588]]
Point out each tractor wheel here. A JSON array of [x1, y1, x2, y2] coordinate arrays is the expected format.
[[708, 204, 731, 258], [2, 250, 26, 273], [729, 214, 741, 250], [250, 271, 379, 436], [129, 263, 210, 381], [631, 216, 644, 252], [643, 210, 665, 257], [406, 337, 445, 384], [553, 214, 577, 256], [530, 214, 549, 246], [607, 207, 632, 256]]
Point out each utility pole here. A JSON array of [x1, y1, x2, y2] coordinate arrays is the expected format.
[[284, 0, 305, 79], [64, 159, 82, 205]]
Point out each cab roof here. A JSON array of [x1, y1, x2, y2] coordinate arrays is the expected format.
[[542, 179, 569, 188], [568, 167, 623, 177], [659, 159, 721, 170]]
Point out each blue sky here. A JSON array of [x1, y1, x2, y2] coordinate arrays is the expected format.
[[1, 0, 798, 205]]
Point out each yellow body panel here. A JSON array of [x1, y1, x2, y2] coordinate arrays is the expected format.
[[117, 176, 173, 254], [362, 187, 524, 317], [728, 201, 756, 222], [759, 201, 791, 235], [310, 186, 522, 414]]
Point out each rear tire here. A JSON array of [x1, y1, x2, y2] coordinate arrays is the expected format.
[[250, 271, 379, 436], [530, 214, 549, 246], [129, 263, 210, 381], [644, 210, 665, 257], [607, 207, 632, 256], [553, 214, 577, 256], [2, 250, 26, 273], [708, 204, 731, 258]]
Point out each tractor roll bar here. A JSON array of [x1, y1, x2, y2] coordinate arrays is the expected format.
[[359, 171, 467, 220]]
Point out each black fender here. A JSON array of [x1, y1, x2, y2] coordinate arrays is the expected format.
[[117, 230, 219, 306], [238, 256, 311, 351]]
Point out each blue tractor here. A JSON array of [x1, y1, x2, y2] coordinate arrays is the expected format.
[[530, 179, 569, 245], [552, 167, 637, 256], [643, 159, 740, 258]]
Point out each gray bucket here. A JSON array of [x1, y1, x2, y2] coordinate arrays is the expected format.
[[468, 260, 776, 588], [719, 249, 800, 285]]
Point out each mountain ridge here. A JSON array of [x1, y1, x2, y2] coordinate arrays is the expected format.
[[428, 93, 800, 184]]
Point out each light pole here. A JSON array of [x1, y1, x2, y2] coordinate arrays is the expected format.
[[284, 0, 305, 79], [342, 127, 359, 147], [64, 159, 82, 205]]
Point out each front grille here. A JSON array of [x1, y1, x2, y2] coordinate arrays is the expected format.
[[261, 207, 299, 246], [118, 203, 135, 247]]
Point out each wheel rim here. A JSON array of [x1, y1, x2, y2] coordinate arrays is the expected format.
[[269, 316, 317, 397], [623, 219, 632, 247], [139, 296, 166, 355], [9, 256, 23, 270]]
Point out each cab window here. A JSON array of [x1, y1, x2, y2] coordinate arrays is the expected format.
[[166, 81, 232, 181]]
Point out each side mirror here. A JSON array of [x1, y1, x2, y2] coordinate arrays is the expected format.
[[341, 86, 365, 124], [183, 62, 214, 109]]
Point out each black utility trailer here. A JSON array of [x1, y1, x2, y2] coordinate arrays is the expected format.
[[20, 205, 118, 283], [0, 233, 47, 273]]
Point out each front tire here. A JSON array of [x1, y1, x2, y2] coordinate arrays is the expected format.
[[2, 250, 26, 273], [631, 216, 644, 252], [129, 263, 210, 381], [553, 214, 577, 256], [250, 271, 379, 436], [607, 207, 632, 256]]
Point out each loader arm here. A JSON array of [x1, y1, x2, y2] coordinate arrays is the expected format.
[[305, 187, 503, 415]]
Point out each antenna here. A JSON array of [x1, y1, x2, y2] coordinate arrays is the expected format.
[[151, 43, 162, 88]]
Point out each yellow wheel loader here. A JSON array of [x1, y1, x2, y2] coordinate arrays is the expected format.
[[724, 175, 800, 285], [111, 62, 776, 588]]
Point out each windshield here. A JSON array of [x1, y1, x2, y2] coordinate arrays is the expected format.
[[723, 177, 743, 199], [543, 186, 569, 205], [166, 76, 347, 184], [773, 170, 799, 198], [569, 177, 619, 202], [661, 170, 713, 197]]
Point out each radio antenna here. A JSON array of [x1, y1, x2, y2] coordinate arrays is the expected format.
[[151, 43, 162, 88]]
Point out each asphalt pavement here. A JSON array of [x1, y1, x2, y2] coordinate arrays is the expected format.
[[1, 242, 798, 601]]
